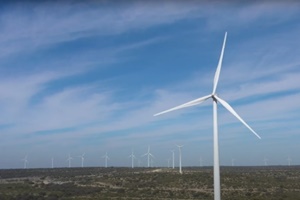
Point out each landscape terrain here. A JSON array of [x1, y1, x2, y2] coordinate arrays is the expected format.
[[0, 166, 300, 200]]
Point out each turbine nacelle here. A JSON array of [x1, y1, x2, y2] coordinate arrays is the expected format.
[[211, 93, 217, 100]]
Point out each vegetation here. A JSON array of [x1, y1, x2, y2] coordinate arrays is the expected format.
[[0, 166, 300, 199]]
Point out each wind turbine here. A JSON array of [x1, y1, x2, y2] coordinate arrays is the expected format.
[[200, 157, 203, 167], [103, 152, 109, 168], [231, 158, 235, 167], [51, 157, 54, 169], [287, 156, 291, 166], [79, 153, 85, 168], [171, 150, 175, 169], [167, 158, 171, 168], [66, 154, 73, 168], [129, 150, 136, 168], [141, 146, 154, 167], [176, 144, 183, 174], [263, 157, 268, 166], [154, 32, 261, 200], [22, 155, 28, 169]]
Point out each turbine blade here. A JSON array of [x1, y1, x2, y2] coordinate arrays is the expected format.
[[141, 153, 147, 157], [212, 32, 227, 94], [154, 94, 211, 116], [215, 96, 261, 139], [150, 153, 155, 158], [175, 143, 184, 148]]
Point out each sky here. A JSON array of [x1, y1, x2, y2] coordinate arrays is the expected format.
[[0, 0, 300, 169]]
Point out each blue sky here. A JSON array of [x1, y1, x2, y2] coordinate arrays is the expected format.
[[0, 1, 300, 169]]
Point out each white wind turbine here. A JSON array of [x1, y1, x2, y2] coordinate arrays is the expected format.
[[167, 158, 171, 168], [200, 157, 203, 167], [79, 153, 85, 168], [176, 144, 183, 174], [154, 32, 261, 200], [129, 150, 136, 168], [66, 154, 73, 168], [171, 150, 175, 169], [263, 157, 268, 166], [141, 146, 154, 167], [231, 158, 235, 167], [22, 155, 28, 169], [103, 152, 109, 168], [287, 156, 291, 166]]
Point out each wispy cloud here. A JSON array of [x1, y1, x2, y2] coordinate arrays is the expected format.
[[202, 1, 300, 31], [0, 1, 201, 59]]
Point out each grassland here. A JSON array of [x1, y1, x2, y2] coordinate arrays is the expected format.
[[0, 166, 300, 200]]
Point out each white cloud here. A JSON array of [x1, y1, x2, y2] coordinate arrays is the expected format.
[[203, 1, 300, 31], [0, 72, 57, 124], [0, 1, 202, 59]]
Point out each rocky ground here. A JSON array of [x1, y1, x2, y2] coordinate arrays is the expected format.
[[0, 166, 300, 200]]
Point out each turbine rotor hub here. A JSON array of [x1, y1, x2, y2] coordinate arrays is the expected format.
[[211, 94, 218, 102]]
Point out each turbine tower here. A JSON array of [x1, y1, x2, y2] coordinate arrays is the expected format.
[[22, 155, 28, 169], [167, 158, 170, 168], [200, 157, 203, 167], [264, 157, 268, 166], [51, 157, 54, 169], [66, 154, 73, 168], [231, 158, 235, 167], [287, 156, 291, 166], [176, 144, 183, 174], [141, 146, 154, 167], [103, 152, 109, 168], [129, 150, 136, 168], [171, 150, 175, 169], [79, 153, 85, 168], [154, 32, 261, 200]]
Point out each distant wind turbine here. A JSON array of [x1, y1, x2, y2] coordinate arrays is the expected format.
[[51, 157, 54, 169], [200, 157, 203, 167], [167, 158, 170, 168], [176, 144, 183, 174], [141, 146, 154, 167], [171, 150, 175, 169], [79, 153, 85, 168], [287, 156, 292, 166], [22, 155, 28, 169], [231, 158, 235, 167], [154, 32, 261, 200], [66, 154, 73, 168], [103, 152, 109, 168], [129, 150, 136, 168], [263, 157, 268, 166]]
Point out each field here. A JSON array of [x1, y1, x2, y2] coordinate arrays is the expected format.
[[1, 166, 300, 200]]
